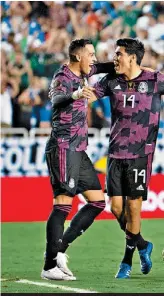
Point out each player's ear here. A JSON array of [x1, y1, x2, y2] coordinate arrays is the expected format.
[[75, 54, 81, 62], [131, 54, 136, 64]]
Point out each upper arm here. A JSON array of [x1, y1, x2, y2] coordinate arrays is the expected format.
[[49, 74, 73, 107], [94, 75, 109, 99], [49, 75, 68, 98]]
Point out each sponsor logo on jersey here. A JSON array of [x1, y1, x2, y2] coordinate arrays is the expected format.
[[127, 245, 135, 250], [114, 84, 121, 90], [136, 185, 144, 190]]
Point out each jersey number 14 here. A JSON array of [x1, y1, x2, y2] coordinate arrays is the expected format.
[[123, 94, 135, 108]]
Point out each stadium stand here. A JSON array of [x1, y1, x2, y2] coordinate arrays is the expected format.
[[1, 1, 164, 173]]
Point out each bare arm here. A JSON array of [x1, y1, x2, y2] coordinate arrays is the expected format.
[[25, 60, 33, 86], [8, 78, 19, 98]]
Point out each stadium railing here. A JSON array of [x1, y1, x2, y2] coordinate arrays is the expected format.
[[1, 128, 102, 139], [1, 128, 29, 138], [1, 125, 163, 140]]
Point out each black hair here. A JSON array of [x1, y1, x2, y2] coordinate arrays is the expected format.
[[116, 38, 145, 65], [69, 39, 93, 62]]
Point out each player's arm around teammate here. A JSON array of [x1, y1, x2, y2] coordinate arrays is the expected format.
[[84, 38, 164, 279]]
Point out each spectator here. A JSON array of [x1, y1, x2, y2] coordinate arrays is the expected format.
[[0, 71, 19, 128], [8, 51, 33, 92], [17, 76, 50, 130], [117, 1, 142, 37], [1, 1, 163, 130]]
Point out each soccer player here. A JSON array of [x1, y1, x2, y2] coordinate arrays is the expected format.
[[41, 39, 116, 281], [86, 38, 164, 278]]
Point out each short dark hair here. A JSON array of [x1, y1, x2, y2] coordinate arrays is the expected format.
[[69, 39, 92, 62], [116, 38, 145, 65]]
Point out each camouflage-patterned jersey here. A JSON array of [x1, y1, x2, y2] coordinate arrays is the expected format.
[[94, 70, 164, 159], [46, 63, 115, 152]]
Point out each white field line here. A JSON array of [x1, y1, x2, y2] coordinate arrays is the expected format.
[[16, 279, 98, 293]]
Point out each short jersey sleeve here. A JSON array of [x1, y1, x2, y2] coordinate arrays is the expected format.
[[93, 74, 110, 99]]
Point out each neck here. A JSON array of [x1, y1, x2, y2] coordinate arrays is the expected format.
[[123, 65, 142, 80], [68, 62, 81, 77]]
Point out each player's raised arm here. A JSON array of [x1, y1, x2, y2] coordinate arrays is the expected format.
[[89, 62, 116, 77]]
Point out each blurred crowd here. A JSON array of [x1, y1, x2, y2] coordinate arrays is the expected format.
[[1, 1, 164, 130]]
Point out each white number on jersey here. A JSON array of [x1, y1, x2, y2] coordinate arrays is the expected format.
[[123, 94, 135, 108]]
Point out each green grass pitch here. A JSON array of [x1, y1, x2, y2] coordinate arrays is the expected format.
[[1, 219, 164, 293]]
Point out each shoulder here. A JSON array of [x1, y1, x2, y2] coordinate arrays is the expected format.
[[140, 70, 161, 81], [99, 73, 116, 83], [156, 71, 164, 82], [51, 67, 70, 87], [50, 67, 73, 92], [52, 66, 67, 81]]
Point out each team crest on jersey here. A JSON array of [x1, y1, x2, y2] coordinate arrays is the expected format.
[[138, 82, 148, 93], [69, 178, 75, 188]]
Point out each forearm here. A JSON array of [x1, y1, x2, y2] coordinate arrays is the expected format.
[[91, 62, 115, 76]]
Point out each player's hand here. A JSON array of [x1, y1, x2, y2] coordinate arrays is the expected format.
[[141, 66, 155, 72], [88, 96, 98, 105], [72, 86, 96, 100], [72, 89, 83, 100], [81, 87, 98, 104], [82, 86, 95, 92]]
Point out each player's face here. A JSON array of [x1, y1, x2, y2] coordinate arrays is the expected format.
[[113, 46, 133, 74], [80, 44, 97, 75]]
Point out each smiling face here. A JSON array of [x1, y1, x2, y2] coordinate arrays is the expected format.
[[113, 46, 135, 75], [78, 44, 97, 75]]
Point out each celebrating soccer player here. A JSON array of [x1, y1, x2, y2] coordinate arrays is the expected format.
[[41, 39, 116, 281], [88, 38, 164, 278]]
